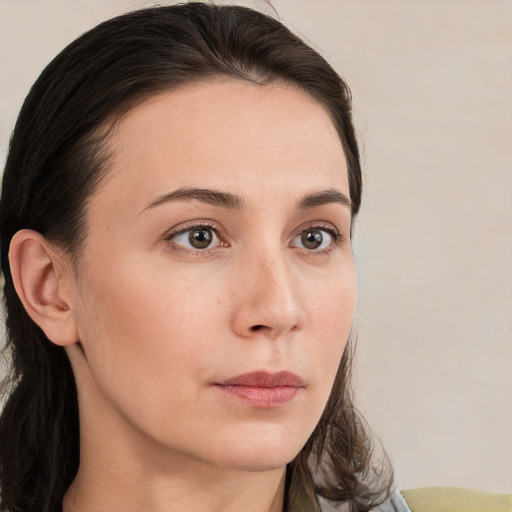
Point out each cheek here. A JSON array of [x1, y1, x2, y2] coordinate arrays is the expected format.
[[310, 257, 356, 324], [73, 255, 225, 409], [307, 264, 356, 380]]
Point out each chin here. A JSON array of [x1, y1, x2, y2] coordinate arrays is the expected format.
[[206, 430, 308, 472], [215, 451, 298, 473]]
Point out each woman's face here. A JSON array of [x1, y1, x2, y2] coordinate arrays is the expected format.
[[67, 79, 356, 471]]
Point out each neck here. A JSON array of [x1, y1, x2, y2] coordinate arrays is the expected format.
[[64, 464, 286, 512]]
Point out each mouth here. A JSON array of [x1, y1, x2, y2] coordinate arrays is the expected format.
[[214, 371, 305, 409]]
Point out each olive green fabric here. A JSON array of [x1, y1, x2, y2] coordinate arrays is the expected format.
[[400, 487, 512, 512]]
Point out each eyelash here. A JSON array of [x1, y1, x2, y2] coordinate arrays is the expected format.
[[164, 221, 342, 255]]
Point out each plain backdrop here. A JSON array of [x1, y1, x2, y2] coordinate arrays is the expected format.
[[0, 0, 511, 494]]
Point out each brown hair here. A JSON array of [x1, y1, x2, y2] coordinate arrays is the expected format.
[[0, 3, 392, 511]]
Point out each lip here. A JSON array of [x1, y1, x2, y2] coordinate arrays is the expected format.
[[215, 371, 305, 408]]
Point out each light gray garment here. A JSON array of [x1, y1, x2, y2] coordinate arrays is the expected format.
[[370, 491, 411, 512]]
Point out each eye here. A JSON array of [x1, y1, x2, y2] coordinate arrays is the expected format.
[[292, 227, 338, 251], [169, 226, 221, 250]]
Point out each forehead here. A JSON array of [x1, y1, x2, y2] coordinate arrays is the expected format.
[[94, 79, 349, 212]]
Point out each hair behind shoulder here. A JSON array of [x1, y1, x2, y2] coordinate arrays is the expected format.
[[0, 3, 391, 511]]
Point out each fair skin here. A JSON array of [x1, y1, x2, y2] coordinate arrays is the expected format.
[[10, 79, 356, 512]]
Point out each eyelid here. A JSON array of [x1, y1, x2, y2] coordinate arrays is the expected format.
[[164, 220, 220, 240], [291, 221, 341, 240]]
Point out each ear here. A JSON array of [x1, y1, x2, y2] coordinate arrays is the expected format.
[[8, 229, 79, 346]]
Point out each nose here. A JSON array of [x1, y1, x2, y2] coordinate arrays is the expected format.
[[231, 251, 306, 340]]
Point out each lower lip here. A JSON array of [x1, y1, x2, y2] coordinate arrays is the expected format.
[[216, 385, 301, 408]]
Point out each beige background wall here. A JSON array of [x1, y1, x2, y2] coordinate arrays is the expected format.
[[1, 0, 510, 494]]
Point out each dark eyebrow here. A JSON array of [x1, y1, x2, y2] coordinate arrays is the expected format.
[[142, 187, 245, 212], [142, 186, 350, 215], [297, 188, 352, 211]]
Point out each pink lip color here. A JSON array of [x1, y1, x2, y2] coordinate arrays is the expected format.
[[215, 371, 305, 408]]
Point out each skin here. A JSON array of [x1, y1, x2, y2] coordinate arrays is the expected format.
[[16, 79, 357, 512]]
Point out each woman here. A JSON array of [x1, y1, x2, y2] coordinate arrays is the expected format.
[[0, 3, 406, 511]]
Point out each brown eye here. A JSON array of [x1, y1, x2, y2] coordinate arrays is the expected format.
[[292, 227, 337, 251], [169, 225, 220, 250], [301, 230, 323, 249], [189, 228, 213, 249]]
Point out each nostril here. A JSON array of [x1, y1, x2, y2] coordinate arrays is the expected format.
[[251, 325, 264, 331]]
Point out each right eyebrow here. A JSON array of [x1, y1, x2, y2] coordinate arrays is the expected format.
[[296, 188, 352, 211], [141, 187, 245, 214]]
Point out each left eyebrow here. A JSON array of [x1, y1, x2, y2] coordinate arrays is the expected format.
[[297, 188, 352, 211], [141, 187, 245, 213]]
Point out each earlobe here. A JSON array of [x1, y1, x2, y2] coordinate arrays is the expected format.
[[8, 229, 79, 346]]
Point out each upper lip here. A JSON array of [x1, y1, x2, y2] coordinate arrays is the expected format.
[[218, 371, 305, 388]]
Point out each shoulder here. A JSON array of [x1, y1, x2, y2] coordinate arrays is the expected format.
[[399, 487, 512, 512], [319, 486, 512, 512]]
